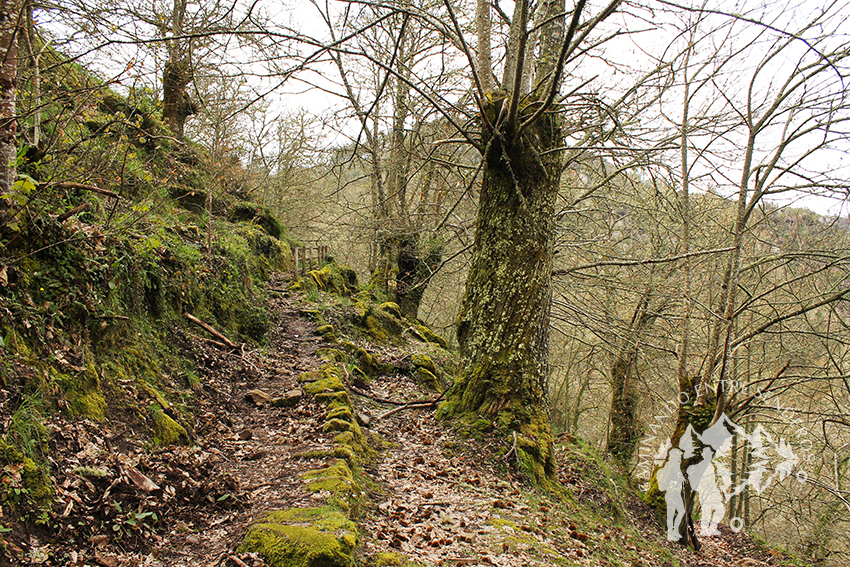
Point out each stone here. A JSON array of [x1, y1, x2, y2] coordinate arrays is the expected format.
[[245, 389, 272, 405], [271, 389, 303, 408], [356, 411, 372, 428]]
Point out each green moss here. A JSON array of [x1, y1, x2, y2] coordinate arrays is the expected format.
[[238, 507, 358, 567], [302, 263, 359, 296], [148, 404, 189, 446], [410, 353, 439, 375], [353, 348, 380, 376], [410, 325, 448, 349], [323, 419, 352, 433], [316, 348, 347, 362], [303, 376, 346, 396], [316, 391, 351, 406], [414, 368, 442, 392], [363, 316, 388, 341], [54, 364, 107, 420], [326, 407, 353, 421], [298, 370, 323, 383], [66, 389, 107, 421], [302, 460, 361, 508], [378, 302, 403, 320], [21, 457, 52, 505]]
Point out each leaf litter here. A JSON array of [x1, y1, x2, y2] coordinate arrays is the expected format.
[[0, 271, 794, 567]]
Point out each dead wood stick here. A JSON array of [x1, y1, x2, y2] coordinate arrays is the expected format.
[[187, 332, 228, 349], [375, 390, 447, 421], [497, 431, 519, 464], [376, 402, 436, 421], [52, 181, 121, 200], [57, 201, 93, 222], [183, 312, 237, 348]]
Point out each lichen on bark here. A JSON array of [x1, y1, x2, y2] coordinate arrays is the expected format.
[[439, 98, 561, 482]]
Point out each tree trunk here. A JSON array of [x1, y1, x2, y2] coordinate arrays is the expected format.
[[439, 98, 561, 481], [607, 347, 640, 463], [607, 291, 663, 463], [394, 235, 442, 320], [162, 58, 195, 137], [645, 392, 716, 550], [0, 0, 19, 194]]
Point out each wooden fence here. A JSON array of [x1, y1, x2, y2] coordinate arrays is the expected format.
[[292, 245, 329, 276]]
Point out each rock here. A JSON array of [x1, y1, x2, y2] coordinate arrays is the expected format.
[[245, 389, 272, 405], [356, 411, 372, 427], [239, 430, 253, 440], [271, 389, 303, 408]]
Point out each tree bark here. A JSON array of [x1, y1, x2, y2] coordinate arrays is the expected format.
[[439, 97, 561, 481], [162, 58, 195, 137], [0, 0, 19, 194], [394, 235, 442, 319]]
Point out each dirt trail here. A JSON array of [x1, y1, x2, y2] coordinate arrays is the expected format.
[[29, 271, 786, 567]]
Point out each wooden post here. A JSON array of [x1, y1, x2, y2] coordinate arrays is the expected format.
[[293, 247, 300, 276]]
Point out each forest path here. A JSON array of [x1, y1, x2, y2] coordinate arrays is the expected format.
[[48, 270, 782, 567]]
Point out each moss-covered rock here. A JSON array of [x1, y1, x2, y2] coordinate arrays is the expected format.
[[378, 302, 403, 320], [410, 325, 448, 349], [414, 367, 443, 392], [410, 353, 439, 376], [315, 348, 347, 362], [303, 263, 359, 296], [302, 459, 362, 510], [326, 406, 353, 422], [323, 418, 353, 433], [148, 404, 189, 446], [229, 201, 288, 241], [238, 507, 358, 567], [316, 325, 337, 342]]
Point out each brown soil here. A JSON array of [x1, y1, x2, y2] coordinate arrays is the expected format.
[[0, 271, 795, 567]]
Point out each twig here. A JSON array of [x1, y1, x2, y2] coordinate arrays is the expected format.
[[97, 315, 129, 320], [376, 402, 438, 421], [375, 390, 447, 421], [56, 202, 93, 222], [187, 332, 228, 349], [52, 181, 121, 200], [183, 312, 237, 348], [498, 431, 519, 465]]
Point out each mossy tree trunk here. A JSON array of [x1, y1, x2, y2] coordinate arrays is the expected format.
[[644, 389, 717, 550], [607, 348, 640, 463], [440, 98, 561, 481], [607, 290, 665, 464], [0, 0, 19, 194], [161, 0, 196, 138], [394, 235, 443, 320]]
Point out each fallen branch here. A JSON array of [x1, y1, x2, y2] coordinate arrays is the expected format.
[[183, 312, 237, 348], [57, 202, 93, 222], [497, 431, 519, 465], [375, 389, 447, 421], [187, 332, 228, 349], [52, 181, 121, 200]]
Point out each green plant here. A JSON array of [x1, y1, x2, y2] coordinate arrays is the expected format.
[[5, 395, 47, 462]]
